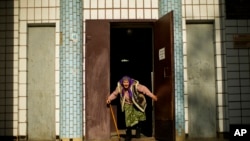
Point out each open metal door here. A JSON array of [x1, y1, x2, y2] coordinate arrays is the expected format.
[[153, 11, 175, 141], [85, 20, 111, 140]]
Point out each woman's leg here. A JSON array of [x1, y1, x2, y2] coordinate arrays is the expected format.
[[125, 127, 132, 141], [136, 121, 142, 138]]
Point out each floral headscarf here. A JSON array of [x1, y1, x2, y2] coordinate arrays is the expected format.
[[119, 76, 134, 98]]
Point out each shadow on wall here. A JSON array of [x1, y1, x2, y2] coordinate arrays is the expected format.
[[0, 0, 15, 140]]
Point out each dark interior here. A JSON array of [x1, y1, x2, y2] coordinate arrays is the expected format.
[[110, 24, 153, 136]]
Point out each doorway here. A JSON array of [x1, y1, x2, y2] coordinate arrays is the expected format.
[[85, 11, 174, 141], [110, 25, 153, 136]]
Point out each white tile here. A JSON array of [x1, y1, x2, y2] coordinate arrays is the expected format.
[[113, 9, 120, 19], [200, 0, 207, 4], [152, 0, 158, 8], [128, 0, 135, 8], [152, 9, 158, 19], [35, 0, 42, 7], [185, 107, 188, 120], [185, 121, 189, 133], [55, 83, 60, 96], [207, 0, 214, 4], [56, 122, 59, 135], [42, 0, 49, 7], [216, 67, 223, 80], [184, 94, 188, 107], [200, 5, 207, 17], [144, 0, 151, 8], [192, 0, 199, 4], [114, 0, 120, 8], [185, 5, 193, 18], [20, 8, 27, 20], [121, 9, 128, 19], [218, 107, 224, 119], [217, 81, 223, 93], [19, 123, 27, 135], [28, 0, 34, 7], [14, 0, 19, 8], [19, 97, 27, 110], [185, 0, 192, 4], [98, 0, 105, 8], [91, 0, 97, 8], [19, 59, 27, 71], [49, 8, 56, 19], [129, 9, 136, 19], [19, 110, 26, 122], [136, 0, 143, 8], [184, 81, 188, 95], [218, 119, 225, 132], [56, 7, 60, 20], [84, 10, 90, 20], [121, 0, 128, 8], [91, 9, 98, 19], [98, 9, 105, 19], [20, 0, 27, 7], [28, 8, 35, 20], [193, 5, 200, 18], [49, 0, 56, 7], [105, 9, 112, 19], [19, 71, 27, 84], [42, 8, 49, 19], [144, 9, 151, 19], [214, 5, 219, 17], [106, 0, 113, 8], [136, 9, 143, 19], [84, 0, 90, 8], [20, 21, 27, 33], [207, 5, 214, 17]]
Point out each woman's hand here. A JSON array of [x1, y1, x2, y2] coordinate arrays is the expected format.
[[106, 98, 111, 104], [152, 95, 158, 101]]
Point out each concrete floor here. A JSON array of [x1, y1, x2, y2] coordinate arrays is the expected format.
[[110, 130, 229, 141]]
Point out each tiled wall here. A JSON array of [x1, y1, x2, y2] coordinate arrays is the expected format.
[[82, 0, 159, 134], [181, 0, 226, 133], [221, 1, 250, 126], [15, 0, 60, 136], [1, 0, 249, 138], [60, 0, 83, 138], [0, 0, 19, 136]]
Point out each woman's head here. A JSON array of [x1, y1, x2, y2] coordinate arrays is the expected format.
[[119, 76, 134, 97], [119, 76, 133, 88]]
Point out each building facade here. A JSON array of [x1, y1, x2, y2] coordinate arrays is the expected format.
[[0, 0, 249, 140]]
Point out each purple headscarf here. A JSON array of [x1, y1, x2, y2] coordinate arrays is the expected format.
[[119, 76, 134, 98]]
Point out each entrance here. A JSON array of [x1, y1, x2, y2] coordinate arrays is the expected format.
[[85, 11, 174, 141], [110, 25, 153, 136]]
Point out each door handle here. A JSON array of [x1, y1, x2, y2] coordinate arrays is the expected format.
[[164, 67, 169, 78]]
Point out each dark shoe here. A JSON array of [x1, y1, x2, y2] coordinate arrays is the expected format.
[[125, 127, 132, 141], [136, 127, 141, 138]]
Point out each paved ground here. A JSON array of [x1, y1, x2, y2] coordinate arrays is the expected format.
[[110, 130, 229, 141]]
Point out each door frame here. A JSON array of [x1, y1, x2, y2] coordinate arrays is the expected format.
[[85, 14, 175, 140]]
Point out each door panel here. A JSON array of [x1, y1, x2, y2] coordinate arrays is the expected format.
[[85, 20, 111, 140], [187, 24, 216, 138], [28, 26, 55, 141], [154, 11, 175, 141]]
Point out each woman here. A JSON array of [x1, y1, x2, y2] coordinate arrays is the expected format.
[[106, 76, 157, 141]]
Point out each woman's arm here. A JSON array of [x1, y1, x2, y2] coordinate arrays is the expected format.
[[137, 84, 157, 101]]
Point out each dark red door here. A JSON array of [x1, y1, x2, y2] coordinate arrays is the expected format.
[[153, 11, 175, 141], [85, 20, 111, 140]]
